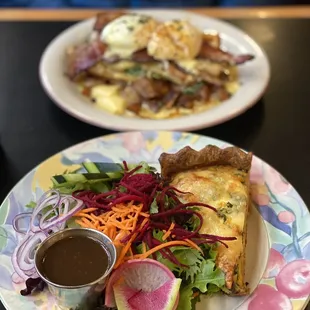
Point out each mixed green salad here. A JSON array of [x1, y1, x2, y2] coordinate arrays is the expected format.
[[12, 161, 234, 310]]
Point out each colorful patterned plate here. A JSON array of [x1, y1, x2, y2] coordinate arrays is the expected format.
[[0, 131, 309, 310]]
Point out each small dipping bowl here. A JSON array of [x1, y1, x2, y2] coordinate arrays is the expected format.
[[35, 228, 116, 310]]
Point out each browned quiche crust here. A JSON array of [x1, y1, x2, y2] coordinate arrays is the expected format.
[[159, 145, 253, 295], [159, 145, 252, 181]]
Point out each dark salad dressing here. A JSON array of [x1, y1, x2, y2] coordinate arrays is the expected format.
[[41, 235, 109, 286]]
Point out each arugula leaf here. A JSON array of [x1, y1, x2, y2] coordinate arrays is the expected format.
[[193, 259, 225, 293], [173, 247, 204, 283], [176, 246, 226, 310], [178, 284, 195, 310], [155, 241, 204, 283]]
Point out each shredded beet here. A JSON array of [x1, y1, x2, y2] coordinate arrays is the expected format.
[[20, 277, 46, 296], [73, 163, 237, 266]]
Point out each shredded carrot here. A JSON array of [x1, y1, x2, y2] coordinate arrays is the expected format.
[[142, 242, 146, 254], [75, 219, 89, 228], [76, 207, 98, 214], [81, 217, 97, 229], [128, 247, 134, 260], [75, 213, 95, 222], [134, 240, 200, 260], [73, 200, 203, 269], [162, 222, 175, 241], [114, 233, 138, 269], [74, 201, 150, 255], [184, 238, 203, 253]]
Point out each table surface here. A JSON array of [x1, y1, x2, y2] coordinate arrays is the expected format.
[[0, 7, 310, 310]]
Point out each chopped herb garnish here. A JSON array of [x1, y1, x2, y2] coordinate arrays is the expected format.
[[138, 16, 150, 24], [125, 65, 145, 76], [227, 202, 233, 208], [151, 72, 162, 79], [127, 26, 134, 31], [182, 82, 204, 95], [218, 212, 227, 222]]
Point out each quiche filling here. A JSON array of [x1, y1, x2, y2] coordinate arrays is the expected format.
[[159, 145, 252, 294]]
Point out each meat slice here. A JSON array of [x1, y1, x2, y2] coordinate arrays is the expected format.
[[131, 49, 155, 63], [132, 78, 170, 99], [66, 41, 107, 79], [212, 86, 231, 101], [198, 42, 254, 65], [93, 12, 125, 33], [142, 99, 163, 113], [163, 62, 194, 85], [121, 86, 141, 105], [198, 84, 211, 102], [162, 90, 181, 109], [176, 94, 196, 109], [120, 86, 142, 114]]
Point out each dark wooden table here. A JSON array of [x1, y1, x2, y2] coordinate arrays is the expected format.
[[0, 8, 310, 310]]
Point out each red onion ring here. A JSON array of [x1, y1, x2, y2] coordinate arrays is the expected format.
[[13, 212, 32, 235], [12, 190, 84, 281]]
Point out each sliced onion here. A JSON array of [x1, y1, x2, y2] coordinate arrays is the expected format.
[[19, 232, 46, 271], [12, 190, 84, 282], [13, 213, 32, 235], [39, 196, 83, 231], [12, 272, 24, 284], [30, 195, 60, 233]]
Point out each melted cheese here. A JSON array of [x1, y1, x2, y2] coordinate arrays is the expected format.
[[171, 166, 249, 292], [176, 59, 224, 77]]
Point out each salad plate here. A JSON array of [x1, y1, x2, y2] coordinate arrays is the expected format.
[[39, 10, 270, 131], [0, 131, 309, 310]]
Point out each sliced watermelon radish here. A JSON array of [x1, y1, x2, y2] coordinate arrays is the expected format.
[[114, 278, 182, 310], [105, 259, 181, 309]]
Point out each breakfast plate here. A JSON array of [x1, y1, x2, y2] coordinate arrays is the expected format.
[[39, 10, 270, 131], [0, 131, 309, 310]]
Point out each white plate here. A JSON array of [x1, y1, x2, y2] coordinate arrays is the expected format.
[[39, 10, 270, 131]]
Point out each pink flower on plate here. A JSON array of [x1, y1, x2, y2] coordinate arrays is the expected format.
[[276, 259, 310, 299], [248, 284, 292, 310], [263, 248, 286, 279], [251, 190, 270, 206], [250, 157, 265, 185], [278, 211, 296, 224], [121, 132, 146, 154], [264, 165, 291, 195]]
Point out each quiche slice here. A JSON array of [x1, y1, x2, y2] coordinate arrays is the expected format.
[[159, 145, 253, 295]]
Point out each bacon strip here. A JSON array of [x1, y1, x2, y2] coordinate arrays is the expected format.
[[65, 41, 107, 79], [198, 42, 254, 65], [93, 11, 125, 33]]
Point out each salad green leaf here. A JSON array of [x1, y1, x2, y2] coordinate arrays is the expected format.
[[178, 284, 195, 310], [150, 197, 159, 214], [193, 259, 225, 293], [26, 201, 36, 208], [175, 245, 226, 310]]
